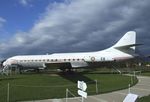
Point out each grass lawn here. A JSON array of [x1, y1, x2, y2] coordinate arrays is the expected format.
[[0, 73, 138, 102], [141, 72, 150, 76], [137, 95, 150, 102]]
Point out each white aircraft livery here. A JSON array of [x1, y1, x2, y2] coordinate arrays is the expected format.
[[2, 31, 140, 72]]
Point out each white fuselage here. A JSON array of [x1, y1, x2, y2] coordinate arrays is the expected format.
[[3, 47, 133, 69]]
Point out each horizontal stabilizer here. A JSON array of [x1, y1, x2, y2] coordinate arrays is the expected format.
[[114, 44, 143, 50]]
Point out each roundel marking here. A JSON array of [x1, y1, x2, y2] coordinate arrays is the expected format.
[[91, 57, 95, 62]]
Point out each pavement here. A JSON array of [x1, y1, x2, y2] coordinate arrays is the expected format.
[[24, 75, 150, 102]]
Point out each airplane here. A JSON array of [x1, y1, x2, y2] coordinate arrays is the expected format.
[[1, 31, 141, 73]]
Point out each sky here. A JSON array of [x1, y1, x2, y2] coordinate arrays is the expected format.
[[0, 0, 150, 60]]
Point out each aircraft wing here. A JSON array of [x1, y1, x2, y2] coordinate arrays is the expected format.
[[45, 61, 88, 68], [70, 61, 88, 68]]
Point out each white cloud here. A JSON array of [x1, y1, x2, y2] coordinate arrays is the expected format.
[[19, 0, 28, 5], [0, 0, 150, 59], [0, 17, 6, 22], [0, 17, 6, 28], [19, 0, 33, 7]]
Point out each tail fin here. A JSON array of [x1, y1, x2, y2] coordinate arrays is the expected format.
[[113, 31, 136, 50]]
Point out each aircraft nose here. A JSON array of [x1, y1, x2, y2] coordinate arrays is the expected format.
[[2, 59, 11, 67], [2, 61, 7, 67]]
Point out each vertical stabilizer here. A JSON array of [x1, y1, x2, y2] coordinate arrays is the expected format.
[[113, 31, 136, 50]]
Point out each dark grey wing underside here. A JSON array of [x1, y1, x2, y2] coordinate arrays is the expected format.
[[45, 61, 88, 69]]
